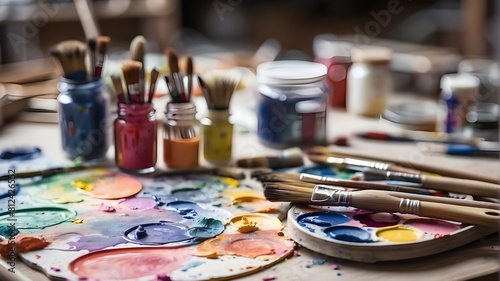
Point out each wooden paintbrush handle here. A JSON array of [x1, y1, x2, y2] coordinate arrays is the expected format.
[[350, 190, 499, 228], [419, 201, 499, 229], [421, 175, 500, 198]]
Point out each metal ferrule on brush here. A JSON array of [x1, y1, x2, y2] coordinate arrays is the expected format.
[[398, 198, 421, 214], [311, 185, 351, 205], [300, 173, 340, 183], [363, 168, 422, 183]]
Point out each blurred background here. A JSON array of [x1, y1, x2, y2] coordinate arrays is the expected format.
[[0, 0, 499, 96]]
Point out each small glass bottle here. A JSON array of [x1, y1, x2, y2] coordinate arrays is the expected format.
[[436, 73, 480, 134], [200, 110, 233, 165], [57, 77, 110, 161], [347, 47, 392, 117], [163, 102, 200, 169], [114, 103, 157, 174]]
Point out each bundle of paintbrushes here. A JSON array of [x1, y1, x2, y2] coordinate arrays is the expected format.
[[50, 36, 110, 80], [198, 69, 240, 110], [164, 48, 194, 103], [262, 181, 500, 228], [114, 61, 159, 105], [304, 146, 500, 198], [256, 171, 500, 210]]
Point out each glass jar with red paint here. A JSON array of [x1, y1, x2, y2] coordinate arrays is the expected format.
[[114, 103, 157, 174]]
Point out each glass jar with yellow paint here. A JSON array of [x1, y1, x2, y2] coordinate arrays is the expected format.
[[200, 110, 233, 165]]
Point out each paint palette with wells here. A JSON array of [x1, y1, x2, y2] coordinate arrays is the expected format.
[[287, 204, 496, 263], [0, 168, 293, 281]]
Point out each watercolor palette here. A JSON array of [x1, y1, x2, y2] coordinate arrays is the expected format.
[[287, 204, 496, 263], [0, 167, 294, 281]]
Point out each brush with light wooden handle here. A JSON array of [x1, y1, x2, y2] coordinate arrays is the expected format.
[[363, 168, 500, 198], [263, 183, 500, 228]]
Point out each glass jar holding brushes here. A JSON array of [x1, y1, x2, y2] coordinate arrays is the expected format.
[[112, 61, 159, 174], [51, 37, 111, 162], [163, 49, 200, 169], [197, 70, 240, 165]]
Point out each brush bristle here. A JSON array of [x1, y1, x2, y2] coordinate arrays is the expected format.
[[130, 35, 146, 62], [87, 38, 96, 50], [200, 70, 240, 110], [122, 61, 142, 86], [97, 36, 110, 54], [166, 48, 179, 73], [236, 157, 269, 168], [186, 55, 193, 75], [51, 40, 87, 78], [263, 182, 314, 202]]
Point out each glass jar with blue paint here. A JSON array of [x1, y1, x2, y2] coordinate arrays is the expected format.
[[57, 77, 110, 161], [256, 60, 329, 148]]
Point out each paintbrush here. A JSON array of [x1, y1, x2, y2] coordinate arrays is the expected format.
[[306, 153, 421, 174], [166, 48, 186, 102], [0, 165, 91, 181], [263, 183, 500, 228], [122, 61, 143, 104], [308, 146, 500, 184], [147, 68, 159, 103], [258, 172, 433, 195], [360, 167, 500, 198], [87, 38, 96, 77], [236, 147, 304, 169], [200, 69, 240, 110], [111, 74, 128, 105], [186, 55, 193, 101], [94, 36, 110, 78], [130, 35, 146, 84], [50, 40, 87, 80], [261, 181, 500, 210]]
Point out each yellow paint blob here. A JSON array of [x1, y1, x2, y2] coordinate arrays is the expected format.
[[235, 216, 259, 233], [220, 177, 239, 188], [230, 214, 283, 232], [72, 179, 94, 191], [223, 189, 265, 204], [376, 226, 423, 242], [37, 185, 83, 204]]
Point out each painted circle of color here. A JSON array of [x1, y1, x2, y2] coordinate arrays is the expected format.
[[296, 212, 351, 228], [376, 225, 423, 242], [323, 225, 373, 243], [123, 222, 192, 245], [0, 207, 76, 229], [404, 218, 460, 235]]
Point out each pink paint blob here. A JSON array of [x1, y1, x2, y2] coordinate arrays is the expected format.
[[404, 218, 461, 235], [70, 247, 193, 280], [98, 203, 115, 212], [118, 197, 158, 211]]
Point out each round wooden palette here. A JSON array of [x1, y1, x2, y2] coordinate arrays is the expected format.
[[287, 204, 495, 263]]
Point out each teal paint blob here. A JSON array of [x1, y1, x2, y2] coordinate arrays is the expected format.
[[187, 218, 224, 238], [0, 224, 20, 237], [0, 207, 76, 229]]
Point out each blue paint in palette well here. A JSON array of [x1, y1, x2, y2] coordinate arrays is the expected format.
[[323, 226, 374, 243], [123, 221, 193, 245], [296, 212, 351, 233]]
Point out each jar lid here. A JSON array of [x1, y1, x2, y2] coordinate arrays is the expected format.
[[257, 60, 327, 85], [440, 73, 480, 96], [351, 47, 392, 64]]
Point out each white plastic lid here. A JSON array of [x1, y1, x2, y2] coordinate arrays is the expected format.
[[440, 73, 480, 96], [257, 60, 327, 85]]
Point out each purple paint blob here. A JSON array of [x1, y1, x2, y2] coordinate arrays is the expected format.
[[404, 218, 460, 235], [323, 225, 373, 243], [297, 212, 350, 228], [123, 222, 192, 245], [118, 197, 158, 211], [67, 235, 126, 252], [353, 212, 400, 227]]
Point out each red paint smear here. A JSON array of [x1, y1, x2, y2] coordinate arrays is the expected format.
[[197, 230, 294, 259], [70, 247, 193, 280]]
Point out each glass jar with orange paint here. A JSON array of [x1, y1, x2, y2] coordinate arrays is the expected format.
[[163, 102, 200, 169]]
